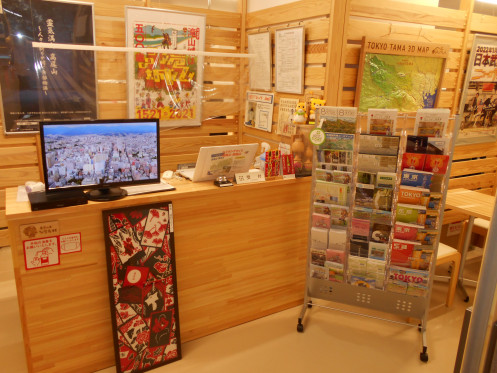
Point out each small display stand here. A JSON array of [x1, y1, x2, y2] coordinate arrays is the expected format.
[[297, 106, 459, 362]]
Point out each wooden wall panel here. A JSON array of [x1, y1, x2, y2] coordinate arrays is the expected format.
[[471, 13, 497, 34], [0, 2, 244, 246], [0, 229, 9, 248], [347, 19, 465, 49], [0, 146, 38, 166], [350, 0, 466, 29], [247, 0, 331, 29]]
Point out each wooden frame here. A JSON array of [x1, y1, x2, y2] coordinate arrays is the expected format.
[[275, 25, 305, 94], [355, 37, 449, 113], [102, 202, 181, 373]]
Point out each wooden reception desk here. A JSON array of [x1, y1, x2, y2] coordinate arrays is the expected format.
[[6, 177, 311, 372]]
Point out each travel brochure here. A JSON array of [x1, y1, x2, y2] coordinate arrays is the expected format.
[[307, 107, 449, 297]]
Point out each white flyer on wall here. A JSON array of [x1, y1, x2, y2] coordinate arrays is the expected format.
[[244, 91, 275, 132], [276, 97, 299, 136], [248, 31, 272, 91], [275, 26, 305, 94]]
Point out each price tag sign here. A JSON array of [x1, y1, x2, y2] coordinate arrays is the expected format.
[[235, 170, 266, 184], [309, 128, 325, 146]]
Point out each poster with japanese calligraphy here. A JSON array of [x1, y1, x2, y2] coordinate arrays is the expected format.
[[126, 7, 205, 127], [457, 35, 497, 145], [102, 202, 181, 373], [0, 0, 97, 134]]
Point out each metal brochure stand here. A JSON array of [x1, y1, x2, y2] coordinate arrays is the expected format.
[[297, 111, 460, 363]]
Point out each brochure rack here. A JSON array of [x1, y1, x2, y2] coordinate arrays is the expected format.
[[297, 107, 460, 363]]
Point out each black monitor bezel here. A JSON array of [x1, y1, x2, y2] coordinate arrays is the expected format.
[[39, 118, 161, 195]]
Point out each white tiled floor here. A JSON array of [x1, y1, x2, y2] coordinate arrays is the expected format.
[[0, 245, 478, 373]]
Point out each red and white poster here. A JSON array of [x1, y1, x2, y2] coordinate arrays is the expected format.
[[23, 236, 60, 270]]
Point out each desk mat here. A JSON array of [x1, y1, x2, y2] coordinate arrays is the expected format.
[[102, 202, 181, 373]]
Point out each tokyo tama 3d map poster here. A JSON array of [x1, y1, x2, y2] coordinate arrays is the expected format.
[[355, 37, 449, 113], [126, 6, 205, 127], [103, 202, 181, 373]]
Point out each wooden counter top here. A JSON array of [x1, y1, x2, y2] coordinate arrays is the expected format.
[[5, 176, 312, 373], [6, 176, 310, 219]]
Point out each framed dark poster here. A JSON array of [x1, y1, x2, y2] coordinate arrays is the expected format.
[[0, 0, 97, 134], [102, 202, 181, 373]]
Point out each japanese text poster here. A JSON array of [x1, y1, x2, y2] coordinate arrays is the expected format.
[[458, 35, 497, 145], [126, 7, 205, 127], [0, 0, 97, 133]]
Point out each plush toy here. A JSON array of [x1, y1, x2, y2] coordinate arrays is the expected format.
[[309, 98, 326, 124], [293, 102, 307, 124]]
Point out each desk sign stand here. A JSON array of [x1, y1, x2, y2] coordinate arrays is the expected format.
[[297, 107, 460, 363]]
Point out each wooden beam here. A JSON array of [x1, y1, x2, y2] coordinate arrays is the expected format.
[[239, 0, 247, 144], [325, 0, 350, 106], [452, 0, 473, 116]]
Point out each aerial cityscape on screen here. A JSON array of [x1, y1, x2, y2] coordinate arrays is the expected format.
[[42, 122, 159, 190]]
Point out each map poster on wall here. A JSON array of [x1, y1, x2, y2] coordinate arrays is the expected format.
[[244, 91, 275, 132], [102, 202, 181, 373], [126, 7, 205, 127], [457, 35, 497, 146], [355, 37, 449, 113], [0, 0, 97, 134], [248, 31, 272, 91]]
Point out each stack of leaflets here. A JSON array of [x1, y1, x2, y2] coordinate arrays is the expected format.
[[386, 266, 430, 296], [384, 109, 451, 297], [345, 109, 401, 289], [309, 107, 359, 284]]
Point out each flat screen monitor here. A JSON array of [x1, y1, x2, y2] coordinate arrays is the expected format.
[[39, 119, 160, 201]]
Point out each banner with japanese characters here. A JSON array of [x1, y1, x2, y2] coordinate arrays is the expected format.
[[0, 0, 97, 134], [457, 35, 497, 145], [126, 7, 205, 127]]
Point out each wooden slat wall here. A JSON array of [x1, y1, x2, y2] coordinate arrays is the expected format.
[[0, 0, 242, 247], [345, 0, 467, 111], [443, 142, 497, 223], [240, 0, 497, 232], [243, 0, 333, 149], [3, 0, 497, 248], [241, 0, 470, 148], [0, 120, 40, 246]]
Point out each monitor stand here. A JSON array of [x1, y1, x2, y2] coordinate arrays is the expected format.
[[86, 187, 127, 202]]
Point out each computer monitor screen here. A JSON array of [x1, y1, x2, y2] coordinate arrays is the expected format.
[[39, 119, 160, 201]]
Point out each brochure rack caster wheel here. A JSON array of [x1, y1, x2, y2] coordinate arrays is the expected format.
[[418, 324, 422, 332], [464, 296, 470, 303], [297, 320, 304, 333], [420, 347, 428, 362], [307, 300, 313, 309]]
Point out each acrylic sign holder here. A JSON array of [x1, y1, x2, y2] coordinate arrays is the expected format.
[[297, 111, 460, 363]]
